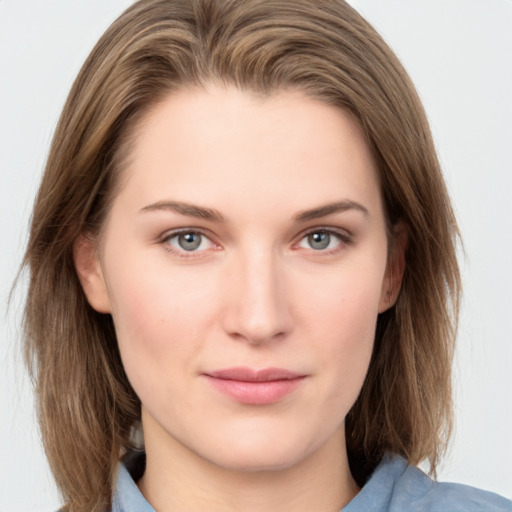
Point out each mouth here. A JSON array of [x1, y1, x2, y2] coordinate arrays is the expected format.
[[203, 367, 307, 405]]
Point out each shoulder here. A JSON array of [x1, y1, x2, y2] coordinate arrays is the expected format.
[[392, 463, 511, 512], [344, 454, 511, 512]]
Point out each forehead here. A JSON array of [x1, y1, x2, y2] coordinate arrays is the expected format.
[[112, 85, 382, 218]]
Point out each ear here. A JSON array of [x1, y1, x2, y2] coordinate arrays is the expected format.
[[73, 234, 111, 313], [378, 222, 407, 313]]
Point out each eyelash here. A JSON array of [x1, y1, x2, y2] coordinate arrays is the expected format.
[[158, 227, 353, 258], [159, 229, 218, 259], [294, 227, 353, 254]]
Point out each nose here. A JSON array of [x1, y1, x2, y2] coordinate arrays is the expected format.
[[222, 248, 292, 345]]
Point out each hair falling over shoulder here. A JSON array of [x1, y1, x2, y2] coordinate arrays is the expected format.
[[22, 1, 460, 511]]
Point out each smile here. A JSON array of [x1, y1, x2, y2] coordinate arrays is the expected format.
[[203, 367, 306, 405]]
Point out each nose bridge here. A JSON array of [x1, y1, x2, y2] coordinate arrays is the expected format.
[[223, 243, 291, 343]]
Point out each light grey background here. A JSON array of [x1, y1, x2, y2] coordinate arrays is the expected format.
[[1, 1, 511, 511]]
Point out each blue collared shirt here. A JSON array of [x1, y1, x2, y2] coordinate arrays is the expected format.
[[112, 453, 511, 512]]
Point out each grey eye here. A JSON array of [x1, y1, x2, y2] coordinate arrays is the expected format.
[[307, 231, 331, 250], [177, 232, 202, 251]]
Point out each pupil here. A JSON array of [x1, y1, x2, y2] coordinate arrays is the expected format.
[[178, 232, 201, 251], [309, 232, 330, 250]]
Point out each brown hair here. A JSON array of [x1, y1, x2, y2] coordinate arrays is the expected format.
[[22, 1, 460, 510]]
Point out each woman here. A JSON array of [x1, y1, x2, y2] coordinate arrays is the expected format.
[[19, 1, 511, 511]]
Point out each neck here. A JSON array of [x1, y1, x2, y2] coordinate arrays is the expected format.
[[138, 415, 358, 512]]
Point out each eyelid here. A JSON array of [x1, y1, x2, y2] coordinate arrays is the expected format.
[[158, 228, 220, 257], [293, 226, 354, 251], [156, 225, 353, 257]]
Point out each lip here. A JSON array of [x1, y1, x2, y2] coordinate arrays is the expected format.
[[203, 367, 306, 405]]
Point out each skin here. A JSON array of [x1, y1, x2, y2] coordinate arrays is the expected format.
[[75, 85, 404, 512]]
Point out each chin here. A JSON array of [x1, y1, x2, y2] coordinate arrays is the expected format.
[[196, 425, 333, 474], [210, 447, 305, 473]]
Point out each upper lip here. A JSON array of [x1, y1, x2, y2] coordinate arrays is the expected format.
[[205, 367, 305, 382]]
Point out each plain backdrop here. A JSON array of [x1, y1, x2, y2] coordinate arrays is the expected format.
[[1, 1, 511, 511]]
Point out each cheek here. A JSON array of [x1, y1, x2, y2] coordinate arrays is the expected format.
[[299, 256, 385, 338], [297, 259, 385, 395], [102, 249, 220, 394], [323, 283, 379, 373], [106, 246, 213, 335], [107, 273, 176, 400]]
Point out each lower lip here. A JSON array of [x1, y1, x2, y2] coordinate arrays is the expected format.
[[204, 376, 304, 405]]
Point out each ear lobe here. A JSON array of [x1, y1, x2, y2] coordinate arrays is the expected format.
[[73, 234, 111, 313], [379, 222, 407, 313]]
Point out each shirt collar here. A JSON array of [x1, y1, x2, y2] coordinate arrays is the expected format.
[[112, 457, 155, 512], [112, 451, 406, 512]]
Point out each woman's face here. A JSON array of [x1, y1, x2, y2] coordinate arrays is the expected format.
[[78, 85, 400, 472]]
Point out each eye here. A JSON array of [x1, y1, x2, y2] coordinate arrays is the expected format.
[[297, 230, 349, 251], [164, 230, 215, 253]]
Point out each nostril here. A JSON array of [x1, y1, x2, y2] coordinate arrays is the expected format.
[[223, 299, 292, 345], [227, 323, 288, 345]]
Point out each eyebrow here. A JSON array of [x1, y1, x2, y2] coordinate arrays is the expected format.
[[140, 201, 224, 222], [139, 199, 369, 223], [294, 200, 369, 222]]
